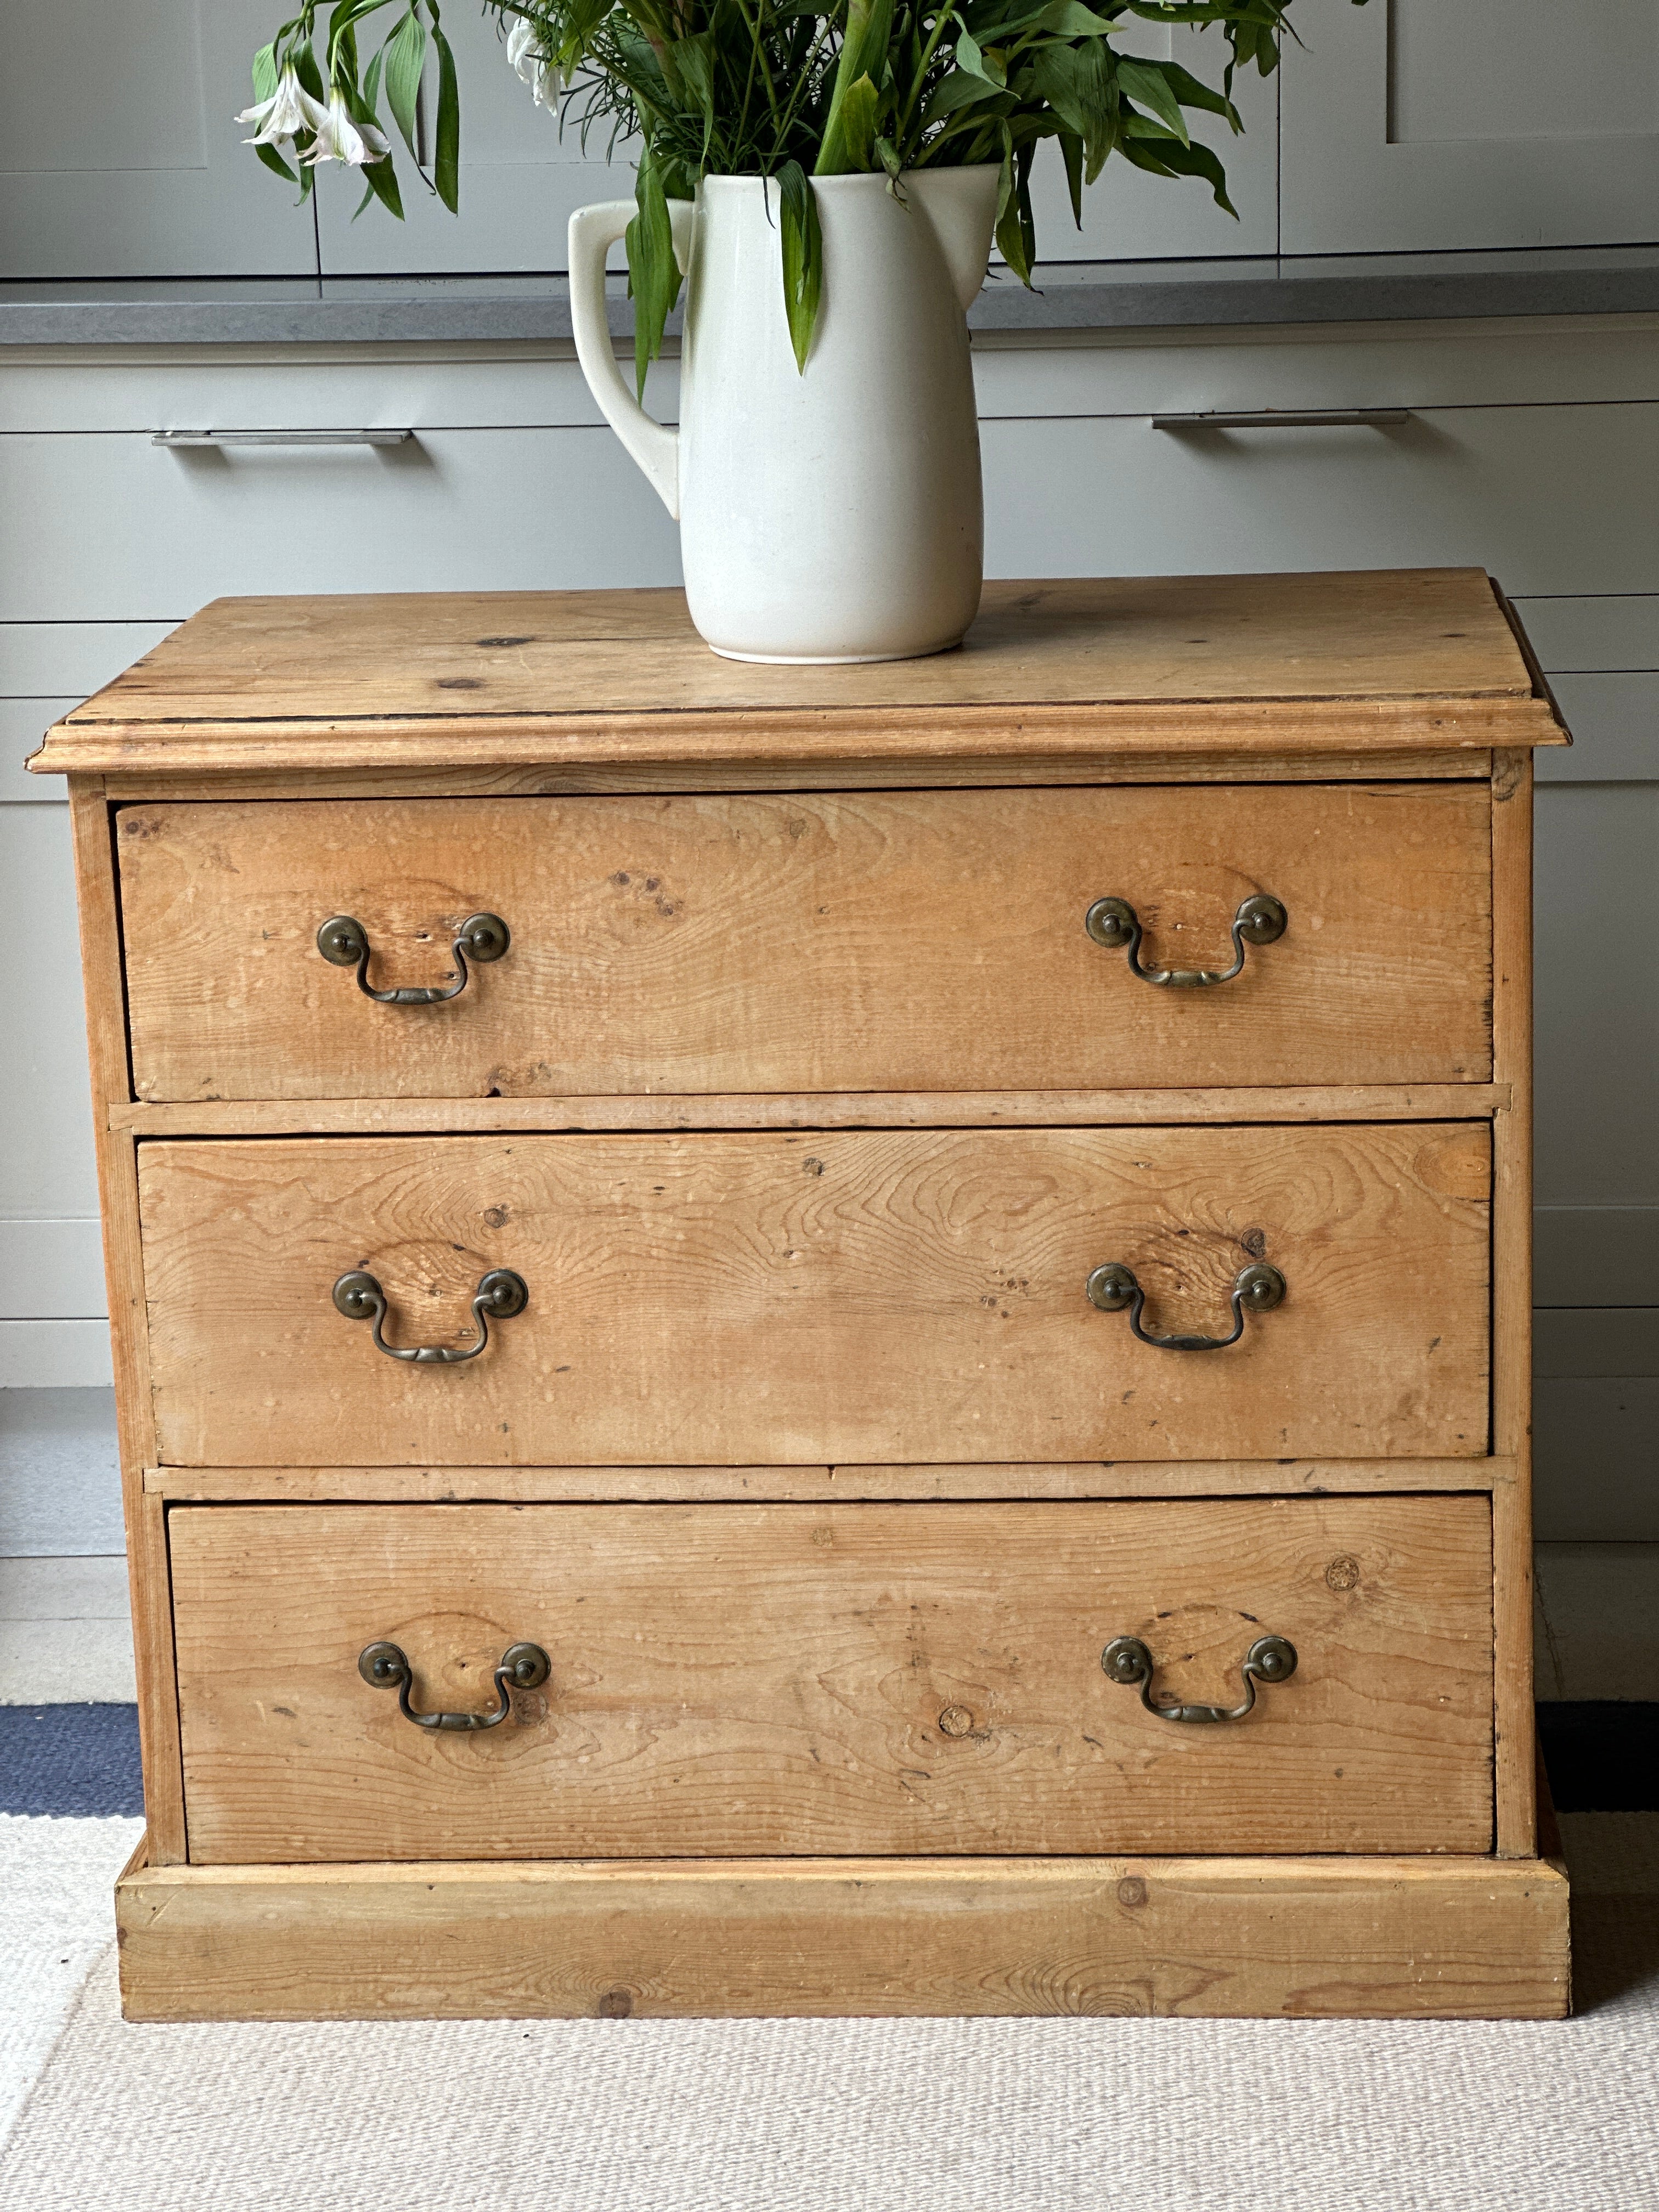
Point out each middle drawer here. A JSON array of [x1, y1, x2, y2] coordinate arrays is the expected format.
[[115, 784, 1493, 1099], [137, 1122, 1490, 1466]]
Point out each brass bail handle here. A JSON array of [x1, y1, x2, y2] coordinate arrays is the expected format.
[[317, 911, 510, 1005], [1086, 1260, 1285, 1351], [1101, 1634, 1298, 1724], [332, 1268, 528, 1363], [1085, 893, 1286, 988], [358, 1640, 551, 1731]]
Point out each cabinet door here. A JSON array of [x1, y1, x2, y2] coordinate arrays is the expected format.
[[1281, 0, 1659, 253], [0, 0, 318, 278]]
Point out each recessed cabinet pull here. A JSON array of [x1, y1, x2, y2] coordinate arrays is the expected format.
[[1085, 1261, 1286, 1351], [153, 428, 415, 448], [1149, 410, 1412, 431], [1084, 893, 1286, 987], [317, 912, 510, 1005], [332, 1268, 528, 1363], [1101, 1634, 1297, 1724], [358, 1640, 551, 1731]]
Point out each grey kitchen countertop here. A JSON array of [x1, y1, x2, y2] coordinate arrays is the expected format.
[[4, 245, 1659, 346]]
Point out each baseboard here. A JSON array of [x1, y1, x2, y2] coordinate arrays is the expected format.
[[115, 1851, 1571, 2025]]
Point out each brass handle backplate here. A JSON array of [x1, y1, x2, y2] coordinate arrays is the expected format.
[[1102, 1633, 1297, 1724], [358, 1640, 550, 1731], [1085, 893, 1286, 986], [317, 911, 509, 1004], [332, 1268, 528, 1363], [1086, 1260, 1285, 1351]]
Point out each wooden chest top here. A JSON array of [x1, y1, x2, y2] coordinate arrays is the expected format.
[[31, 568, 1566, 778]]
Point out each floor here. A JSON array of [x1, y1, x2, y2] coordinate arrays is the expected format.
[[0, 1810, 1654, 2210], [0, 1556, 134, 1704]]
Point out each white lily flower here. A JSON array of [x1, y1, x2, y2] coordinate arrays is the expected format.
[[302, 86, 391, 167], [236, 64, 329, 147], [506, 16, 561, 109]]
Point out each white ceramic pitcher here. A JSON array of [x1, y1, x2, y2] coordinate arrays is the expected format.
[[569, 167, 1000, 663]]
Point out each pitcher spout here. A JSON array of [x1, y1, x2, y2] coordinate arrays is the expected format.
[[905, 165, 1002, 314]]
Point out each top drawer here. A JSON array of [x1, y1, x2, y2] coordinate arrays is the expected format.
[[116, 785, 1492, 1101]]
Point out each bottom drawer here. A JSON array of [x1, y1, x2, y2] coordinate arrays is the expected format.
[[169, 1496, 1494, 1865]]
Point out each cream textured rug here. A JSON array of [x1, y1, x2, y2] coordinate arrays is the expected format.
[[2, 1815, 1655, 2212]]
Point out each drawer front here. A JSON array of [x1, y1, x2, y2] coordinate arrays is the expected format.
[[169, 1496, 1495, 1864], [138, 1123, 1490, 1467], [117, 787, 1493, 1099]]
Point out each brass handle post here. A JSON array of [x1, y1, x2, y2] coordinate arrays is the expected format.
[[317, 912, 509, 1005], [1085, 893, 1285, 988], [332, 1268, 528, 1363], [358, 1640, 550, 1730], [1101, 1634, 1297, 1724], [1085, 1260, 1285, 1351]]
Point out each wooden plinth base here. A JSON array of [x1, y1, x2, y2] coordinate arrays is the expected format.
[[115, 1845, 1571, 2023]]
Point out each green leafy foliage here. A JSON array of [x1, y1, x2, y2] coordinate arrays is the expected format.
[[244, 1, 1364, 371], [625, 149, 681, 396], [778, 156, 823, 369]]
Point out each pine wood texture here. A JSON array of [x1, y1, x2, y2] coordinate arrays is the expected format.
[[115, 786, 1493, 1102], [97, 746, 1495, 804], [169, 1497, 1494, 1864], [49, 573, 1553, 2018], [114, 1852, 1570, 2022], [66, 783, 187, 1864], [30, 571, 1566, 777], [142, 1456, 1519, 1503], [136, 1124, 1491, 1468], [109, 1086, 1511, 1137], [1491, 752, 1537, 1855]]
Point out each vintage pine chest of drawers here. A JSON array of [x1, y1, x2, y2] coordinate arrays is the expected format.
[[33, 569, 1572, 2021]]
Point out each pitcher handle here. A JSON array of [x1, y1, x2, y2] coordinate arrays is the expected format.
[[567, 198, 692, 521]]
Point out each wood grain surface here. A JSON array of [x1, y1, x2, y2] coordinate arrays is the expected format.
[[116, 1850, 1571, 2022], [31, 572, 1565, 776], [1491, 751, 1536, 1855], [143, 1456, 1517, 1503], [115, 785, 1494, 1101], [136, 1123, 1492, 1467], [109, 1086, 1511, 1138], [95, 747, 1496, 805], [67, 782, 187, 1862], [168, 1496, 1494, 1864]]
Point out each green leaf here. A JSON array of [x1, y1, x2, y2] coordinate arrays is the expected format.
[[383, 8, 426, 162], [1028, 40, 1115, 178], [778, 159, 823, 375], [956, 29, 1007, 89], [431, 15, 460, 212], [816, 0, 896, 173], [923, 67, 1011, 127], [1159, 58, 1242, 129], [624, 151, 682, 400], [994, 137, 1036, 285], [1031, 0, 1115, 35], [255, 140, 302, 187], [1058, 127, 1084, 227], [252, 41, 280, 102], [837, 73, 881, 171], [1120, 126, 1237, 214], [292, 40, 329, 102], [1117, 57, 1190, 146]]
